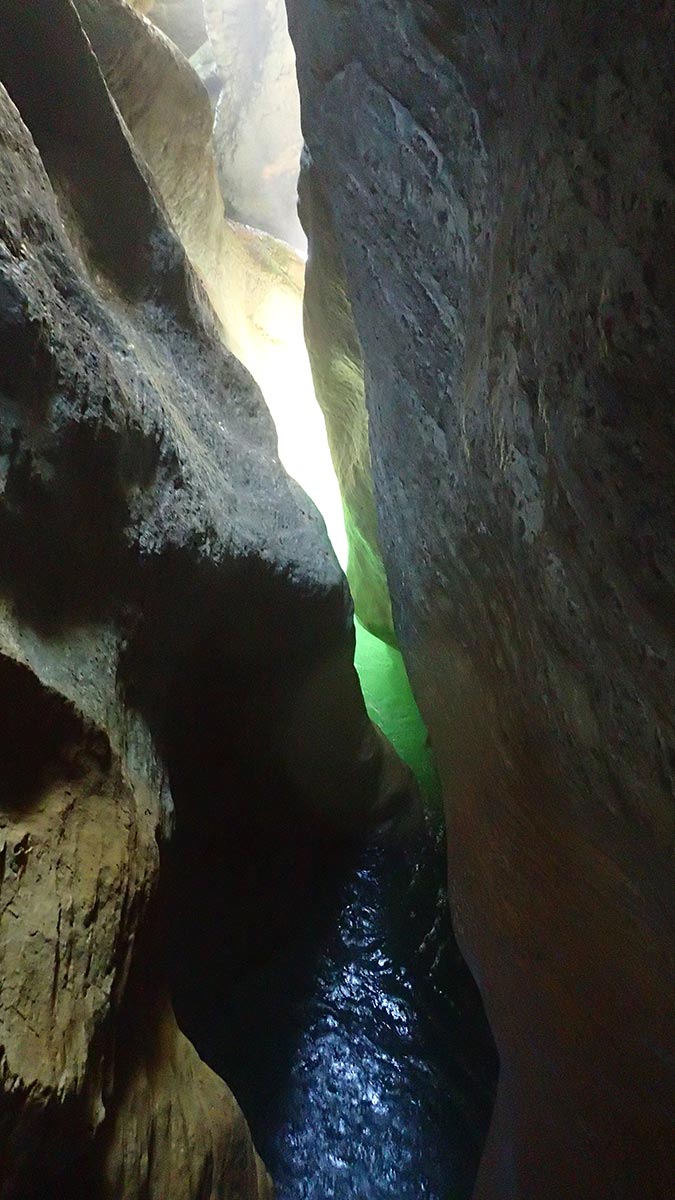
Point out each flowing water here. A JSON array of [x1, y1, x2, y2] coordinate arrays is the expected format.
[[170, 619, 496, 1198], [207, 821, 496, 1200]]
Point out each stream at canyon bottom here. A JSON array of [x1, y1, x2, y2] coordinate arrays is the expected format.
[[205, 820, 496, 1200]]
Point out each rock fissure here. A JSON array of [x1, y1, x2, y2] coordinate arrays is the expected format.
[[1, 0, 673, 1197]]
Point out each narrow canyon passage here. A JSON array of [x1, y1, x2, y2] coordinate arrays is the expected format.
[[168, 631, 497, 1200], [144, 9, 498, 1193], [0, 2, 672, 1198]]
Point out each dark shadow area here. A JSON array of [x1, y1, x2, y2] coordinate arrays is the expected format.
[[0, 653, 105, 815], [0, 421, 155, 637], [0, 1088, 101, 1200], [163, 643, 355, 1030], [159, 627, 497, 1200]]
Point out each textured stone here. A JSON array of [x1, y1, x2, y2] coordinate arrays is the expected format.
[[96, 989, 273, 1200], [0, 615, 162, 1199], [79, 0, 348, 566], [288, 1, 675, 1195], [0, 1, 409, 1194]]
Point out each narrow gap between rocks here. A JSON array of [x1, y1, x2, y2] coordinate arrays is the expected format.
[[162, 2, 498, 1197]]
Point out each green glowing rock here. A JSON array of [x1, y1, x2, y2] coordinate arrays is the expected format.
[[354, 618, 440, 808]]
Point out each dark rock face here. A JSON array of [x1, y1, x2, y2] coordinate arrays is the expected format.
[[0, 2, 409, 1195], [287, 1, 675, 1195]]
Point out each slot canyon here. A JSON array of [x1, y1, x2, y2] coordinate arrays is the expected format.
[[0, 1, 673, 1198]]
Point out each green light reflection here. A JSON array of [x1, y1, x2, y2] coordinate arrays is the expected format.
[[354, 617, 440, 808]]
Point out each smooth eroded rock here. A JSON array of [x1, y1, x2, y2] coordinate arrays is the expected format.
[[0, 1, 412, 1194], [287, 1, 675, 1195]]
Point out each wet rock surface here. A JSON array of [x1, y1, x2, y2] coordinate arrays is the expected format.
[[288, 1, 675, 1195]]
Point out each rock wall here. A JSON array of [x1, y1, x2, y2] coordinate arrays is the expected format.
[[79, 0, 347, 561], [287, 1, 675, 1196], [205, 0, 305, 250], [298, 170, 394, 642], [0, 1, 410, 1195]]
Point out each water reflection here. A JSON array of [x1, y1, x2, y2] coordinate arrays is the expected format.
[[210, 825, 496, 1200]]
